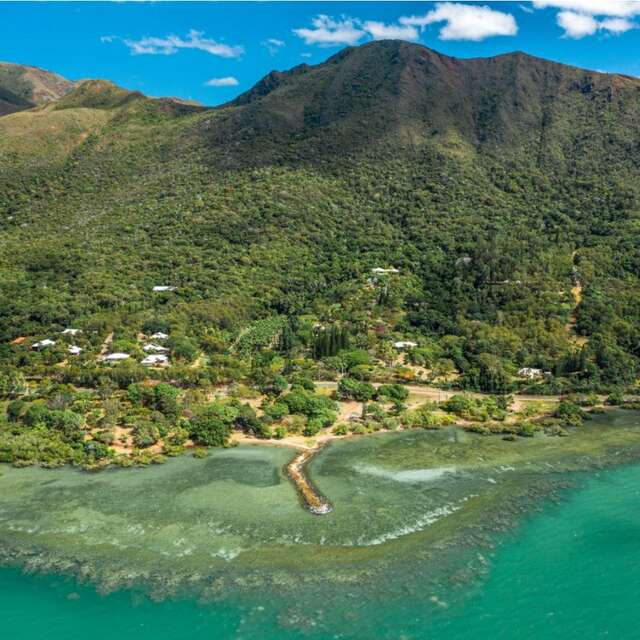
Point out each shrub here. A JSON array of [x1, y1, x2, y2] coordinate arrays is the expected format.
[[132, 421, 160, 448], [376, 384, 409, 402], [93, 430, 115, 445], [554, 400, 589, 427], [84, 441, 111, 459], [264, 401, 289, 421], [606, 389, 624, 406], [166, 426, 188, 445], [516, 422, 539, 437], [304, 417, 323, 436], [288, 375, 315, 391]]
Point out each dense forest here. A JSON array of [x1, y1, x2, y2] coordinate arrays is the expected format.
[[1, 41, 640, 465]]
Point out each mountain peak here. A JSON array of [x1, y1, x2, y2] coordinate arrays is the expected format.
[[203, 39, 640, 170]]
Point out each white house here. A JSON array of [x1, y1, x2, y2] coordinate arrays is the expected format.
[[152, 286, 176, 292], [393, 341, 418, 349], [68, 345, 82, 355], [61, 328, 82, 336], [103, 352, 130, 362], [141, 354, 169, 367], [143, 343, 169, 354], [518, 367, 543, 379], [32, 339, 56, 350], [371, 267, 400, 275], [150, 332, 169, 340]]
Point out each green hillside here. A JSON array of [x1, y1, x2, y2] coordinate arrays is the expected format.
[[2, 40, 640, 394]]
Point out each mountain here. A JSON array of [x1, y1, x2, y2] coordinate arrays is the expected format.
[[0, 61, 76, 115], [1, 41, 640, 391], [211, 41, 640, 170]]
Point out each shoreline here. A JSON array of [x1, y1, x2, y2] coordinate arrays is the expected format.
[[227, 382, 575, 453], [2, 411, 640, 596], [1, 409, 640, 604]]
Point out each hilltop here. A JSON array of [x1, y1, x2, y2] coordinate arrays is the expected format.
[[0, 61, 76, 115]]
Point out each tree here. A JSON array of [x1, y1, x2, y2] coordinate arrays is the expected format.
[[336, 378, 375, 402], [235, 404, 260, 433], [153, 383, 180, 419], [168, 336, 198, 363], [187, 403, 236, 447], [6, 399, 25, 422]]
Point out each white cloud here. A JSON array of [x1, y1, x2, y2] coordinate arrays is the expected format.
[[532, 1, 639, 37], [100, 35, 116, 44], [205, 76, 239, 87], [295, 7, 519, 47], [401, 3, 518, 41], [301, 52, 313, 58], [557, 11, 636, 37], [293, 15, 366, 46], [362, 20, 419, 41], [601, 17, 635, 33], [532, 1, 640, 18], [123, 30, 244, 58], [262, 38, 285, 55], [557, 10, 599, 37]]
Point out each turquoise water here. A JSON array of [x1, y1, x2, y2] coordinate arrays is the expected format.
[[2, 411, 640, 638], [3, 462, 640, 639], [426, 462, 640, 639]]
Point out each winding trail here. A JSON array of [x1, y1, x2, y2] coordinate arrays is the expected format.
[[99, 331, 113, 356], [286, 445, 332, 515], [565, 251, 588, 346]]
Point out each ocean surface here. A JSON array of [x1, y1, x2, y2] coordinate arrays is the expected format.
[[1, 410, 640, 639]]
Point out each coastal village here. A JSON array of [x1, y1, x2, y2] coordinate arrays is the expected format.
[[0, 271, 629, 513]]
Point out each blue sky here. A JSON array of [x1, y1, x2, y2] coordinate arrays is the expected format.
[[1, 1, 640, 105]]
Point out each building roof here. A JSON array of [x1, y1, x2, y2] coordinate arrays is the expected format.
[[33, 338, 56, 349], [393, 341, 418, 349], [143, 343, 169, 353], [152, 285, 176, 292], [68, 345, 82, 355], [371, 267, 399, 274], [141, 354, 169, 366], [103, 352, 130, 361], [150, 332, 169, 340], [10, 336, 26, 345], [518, 367, 543, 377], [61, 328, 81, 335]]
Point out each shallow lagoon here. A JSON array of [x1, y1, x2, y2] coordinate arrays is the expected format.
[[2, 409, 640, 638]]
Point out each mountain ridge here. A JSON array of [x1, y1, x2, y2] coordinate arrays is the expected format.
[[229, 41, 640, 109]]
